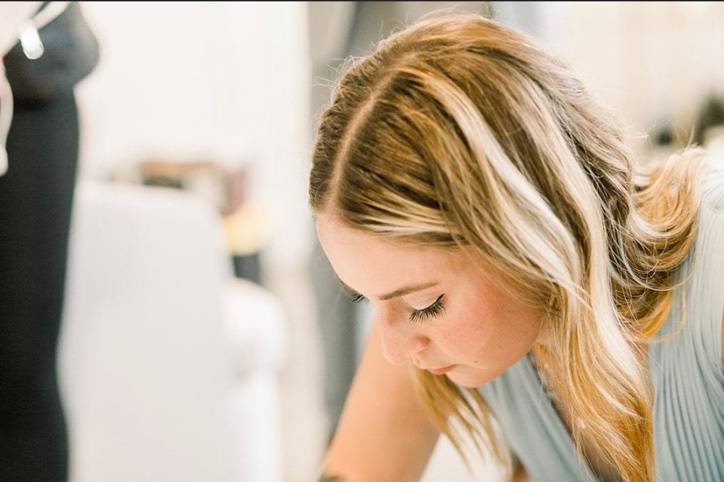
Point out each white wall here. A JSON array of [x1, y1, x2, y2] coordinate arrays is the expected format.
[[79, 0, 317, 264], [75, 3, 327, 481], [536, 2, 724, 153]]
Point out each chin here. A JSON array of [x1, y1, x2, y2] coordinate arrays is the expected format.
[[446, 366, 501, 388], [446, 372, 483, 388]]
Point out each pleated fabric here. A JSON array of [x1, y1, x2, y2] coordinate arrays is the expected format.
[[479, 170, 724, 482]]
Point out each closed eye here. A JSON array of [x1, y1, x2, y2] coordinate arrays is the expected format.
[[409, 294, 445, 323], [344, 287, 445, 324]]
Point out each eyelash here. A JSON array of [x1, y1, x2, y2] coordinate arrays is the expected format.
[[350, 293, 446, 323]]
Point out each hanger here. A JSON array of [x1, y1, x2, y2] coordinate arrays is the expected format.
[[0, 2, 71, 176], [18, 2, 71, 60]]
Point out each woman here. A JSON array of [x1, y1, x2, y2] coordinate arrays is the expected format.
[[309, 13, 723, 482]]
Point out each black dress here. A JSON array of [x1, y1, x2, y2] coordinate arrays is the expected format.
[[0, 3, 98, 480]]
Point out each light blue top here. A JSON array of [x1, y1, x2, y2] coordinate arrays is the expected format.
[[479, 171, 724, 482]]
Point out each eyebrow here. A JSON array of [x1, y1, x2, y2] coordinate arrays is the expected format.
[[337, 278, 439, 301]]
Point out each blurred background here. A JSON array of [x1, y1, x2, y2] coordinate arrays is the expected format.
[[10, 2, 722, 482]]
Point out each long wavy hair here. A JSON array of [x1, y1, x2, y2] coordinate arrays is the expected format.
[[309, 13, 705, 482]]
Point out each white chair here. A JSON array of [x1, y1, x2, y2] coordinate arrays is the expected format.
[[59, 180, 286, 482]]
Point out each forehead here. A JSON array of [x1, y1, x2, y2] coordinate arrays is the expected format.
[[316, 213, 457, 297]]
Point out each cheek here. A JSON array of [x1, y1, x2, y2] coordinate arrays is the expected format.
[[435, 282, 541, 370], [435, 296, 499, 364]]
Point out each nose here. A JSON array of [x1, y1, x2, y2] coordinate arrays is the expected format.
[[377, 319, 430, 366]]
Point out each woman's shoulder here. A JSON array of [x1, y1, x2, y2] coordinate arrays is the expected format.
[[693, 162, 724, 325], [658, 163, 724, 381], [649, 163, 724, 480], [699, 162, 724, 213], [697, 165, 724, 366]]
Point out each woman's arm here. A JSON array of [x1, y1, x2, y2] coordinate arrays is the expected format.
[[318, 320, 440, 482]]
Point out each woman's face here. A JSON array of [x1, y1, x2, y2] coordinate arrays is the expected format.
[[317, 213, 545, 388]]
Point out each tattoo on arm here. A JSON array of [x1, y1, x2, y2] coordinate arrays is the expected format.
[[318, 475, 346, 482]]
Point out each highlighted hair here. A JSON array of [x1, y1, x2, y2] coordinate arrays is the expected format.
[[309, 13, 704, 482]]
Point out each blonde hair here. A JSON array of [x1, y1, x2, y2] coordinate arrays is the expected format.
[[309, 13, 705, 482]]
